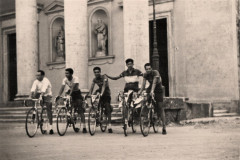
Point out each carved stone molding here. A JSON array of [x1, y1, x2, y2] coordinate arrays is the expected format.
[[46, 61, 65, 70], [88, 55, 115, 65], [44, 1, 64, 15], [88, 0, 113, 6]]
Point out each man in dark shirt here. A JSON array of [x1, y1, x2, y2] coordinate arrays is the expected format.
[[106, 58, 143, 92], [89, 67, 113, 133], [138, 63, 167, 135]]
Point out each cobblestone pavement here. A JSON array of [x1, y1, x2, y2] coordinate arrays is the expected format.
[[0, 119, 240, 160]]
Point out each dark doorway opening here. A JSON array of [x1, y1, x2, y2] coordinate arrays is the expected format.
[[149, 18, 169, 96], [8, 33, 17, 101]]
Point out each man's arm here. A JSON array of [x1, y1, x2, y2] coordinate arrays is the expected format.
[[151, 76, 161, 94], [30, 81, 37, 98], [105, 74, 122, 80], [89, 81, 95, 95], [58, 85, 65, 97], [138, 78, 146, 95], [101, 75, 108, 96]]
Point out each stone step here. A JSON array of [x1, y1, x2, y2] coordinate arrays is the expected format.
[[0, 117, 123, 123], [213, 109, 228, 114], [214, 112, 238, 117], [0, 105, 123, 123]]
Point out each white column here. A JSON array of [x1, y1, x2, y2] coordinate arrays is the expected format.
[[15, 0, 38, 98], [64, 0, 88, 90], [123, 0, 149, 71]]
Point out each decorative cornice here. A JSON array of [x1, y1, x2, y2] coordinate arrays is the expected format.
[[0, 3, 44, 21], [88, 0, 113, 6], [0, 12, 15, 21], [44, 1, 64, 15], [118, 0, 174, 7]]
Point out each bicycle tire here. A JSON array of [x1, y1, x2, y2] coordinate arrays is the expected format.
[[140, 103, 150, 137], [100, 107, 107, 132], [56, 107, 68, 136], [152, 109, 160, 133], [122, 101, 128, 136], [25, 108, 38, 138], [131, 108, 138, 133], [40, 107, 48, 134], [88, 107, 97, 136], [72, 108, 81, 133]]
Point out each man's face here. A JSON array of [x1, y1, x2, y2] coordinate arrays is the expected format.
[[65, 71, 72, 79], [94, 69, 101, 78], [126, 62, 133, 70], [36, 72, 43, 81], [145, 65, 152, 74]]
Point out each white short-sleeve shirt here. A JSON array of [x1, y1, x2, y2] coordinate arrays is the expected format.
[[62, 76, 80, 91], [30, 77, 52, 96]]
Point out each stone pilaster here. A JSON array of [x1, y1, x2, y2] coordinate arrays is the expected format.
[[64, 0, 88, 91], [123, 0, 149, 71], [15, 0, 38, 98]]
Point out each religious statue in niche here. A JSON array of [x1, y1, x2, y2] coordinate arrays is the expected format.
[[55, 26, 65, 62], [94, 18, 108, 57]]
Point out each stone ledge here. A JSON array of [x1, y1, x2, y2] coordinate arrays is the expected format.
[[46, 61, 66, 70], [88, 55, 115, 65]]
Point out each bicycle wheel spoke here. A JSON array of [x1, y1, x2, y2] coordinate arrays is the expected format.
[[152, 111, 160, 133], [40, 108, 48, 134], [140, 104, 150, 137], [100, 108, 107, 132], [57, 107, 68, 136], [88, 107, 96, 136], [25, 108, 38, 138]]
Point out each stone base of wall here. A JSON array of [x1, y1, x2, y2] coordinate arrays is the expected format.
[[163, 97, 186, 124], [211, 100, 240, 113], [184, 102, 213, 119]]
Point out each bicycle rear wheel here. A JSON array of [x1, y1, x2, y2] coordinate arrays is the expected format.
[[122, 101, 128, 136], [72, 108, 81, 133], [131, 108, 138, 133], [56, 107, 68, 136], [100, 107, 107, 132], [152, 110, 160, 133], [140, 103, 150, 137], [88, 107, 97, 136], [25, 108, 38, 138], [40, 107, 48, 134]]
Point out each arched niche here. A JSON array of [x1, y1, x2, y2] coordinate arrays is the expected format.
[[89, 8, 109, 58], [50, 16, 65, 62]]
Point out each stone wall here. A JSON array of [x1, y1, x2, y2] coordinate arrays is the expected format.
[[173, 0, 239, 102]]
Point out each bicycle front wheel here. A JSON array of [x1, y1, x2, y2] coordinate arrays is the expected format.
[[25, 108, 38, 138], [140, 103, 150, 137], [56, 107, 68, 136], [131, 108, 138, 133], [40, 107, 48, 134], [88, 107, 97, 136], [72, 110, 81, 133], [100, 108, 107, 132], [152, 110, 160, 133], [122, 101, 128, 136]]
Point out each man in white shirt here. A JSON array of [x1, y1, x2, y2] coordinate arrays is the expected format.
[[30, 70, 54, 134], [57, 68, 87, 133]]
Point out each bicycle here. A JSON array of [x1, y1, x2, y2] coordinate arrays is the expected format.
[[139, 93, 161, 137], [25, 96, 49, 138], [119, 90, 140, 136], [88, 93, 108, 136], [56, 95, 87, 136]]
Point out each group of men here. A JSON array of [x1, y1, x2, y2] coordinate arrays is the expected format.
[[30, 58, 166, 135]]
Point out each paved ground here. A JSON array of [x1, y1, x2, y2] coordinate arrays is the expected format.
[[0, 119, 240, 160]]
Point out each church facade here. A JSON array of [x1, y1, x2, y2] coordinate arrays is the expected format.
[[0, 0, 239, 108]]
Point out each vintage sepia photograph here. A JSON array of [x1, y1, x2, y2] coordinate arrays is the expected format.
[[0, 0, 240, 159]]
